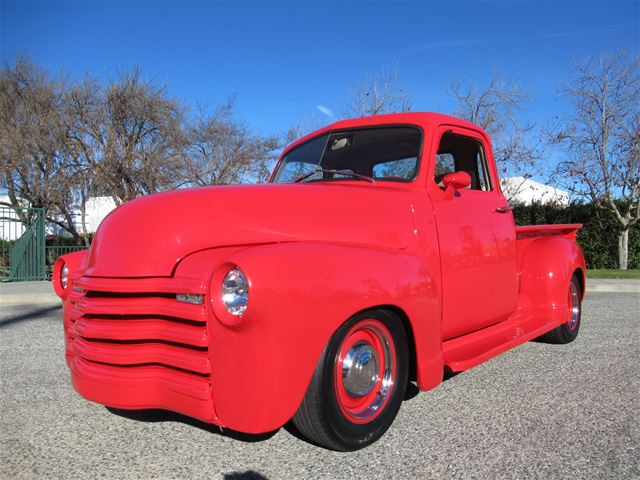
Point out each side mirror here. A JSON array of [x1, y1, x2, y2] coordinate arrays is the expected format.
[[442, 171, 471, 199]]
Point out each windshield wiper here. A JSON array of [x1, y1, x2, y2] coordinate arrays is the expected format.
[[294, 168, 375, 183]]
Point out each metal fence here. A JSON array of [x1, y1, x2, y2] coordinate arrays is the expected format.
[[1, 207, 46, 281], [1, 207, 89, 282], [45, 246, 88, 279]]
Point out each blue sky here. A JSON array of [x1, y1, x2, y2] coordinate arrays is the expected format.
[[1, 0, 639, 139]]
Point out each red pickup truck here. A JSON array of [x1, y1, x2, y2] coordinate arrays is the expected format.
[[54, 112, 585, 451]]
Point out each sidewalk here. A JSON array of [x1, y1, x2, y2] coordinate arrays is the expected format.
[[0, 281, 58, 305], [587, 278, 640, 293], [1, 278, 638, 306]]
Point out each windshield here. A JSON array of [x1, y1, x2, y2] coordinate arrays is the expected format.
[[271, 126, 421, 183]]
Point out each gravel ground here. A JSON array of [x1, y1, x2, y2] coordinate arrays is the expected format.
[[1, 292, 638, 480]]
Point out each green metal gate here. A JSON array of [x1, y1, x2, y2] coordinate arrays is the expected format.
[[1, 207, 46, 282]]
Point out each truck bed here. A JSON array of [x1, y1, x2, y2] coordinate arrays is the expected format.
[[515, 223, 582, 240], [515, 223, 582, 273]]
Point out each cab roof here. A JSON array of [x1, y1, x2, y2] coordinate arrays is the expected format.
[[283, 112, 486, 157]]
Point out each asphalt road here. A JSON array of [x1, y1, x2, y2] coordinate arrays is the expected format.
[[1, 292, 638, 480]]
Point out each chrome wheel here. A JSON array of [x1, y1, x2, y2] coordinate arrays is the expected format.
[[293, 309, 408, 451], [567, 281, 581, 331], [536, 274, 583, 344], [334, 319, 396, 423]]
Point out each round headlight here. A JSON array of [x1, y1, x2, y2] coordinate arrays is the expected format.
[[61, 263, 69, 290], [221, 268, 248, 316]]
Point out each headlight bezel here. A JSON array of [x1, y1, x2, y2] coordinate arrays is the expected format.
[[60, 263, 70, 290], [210, 263, 250, 326]]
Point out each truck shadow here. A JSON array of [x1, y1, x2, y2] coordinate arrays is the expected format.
[[404, 381, 420, 400], [109, 380, 424, 447], [105, 407, 278, 443], [283, 380, 423, 446], [443, 368, 462, 381], [0, 305, 61, 329], [223, 472, 268, 480]]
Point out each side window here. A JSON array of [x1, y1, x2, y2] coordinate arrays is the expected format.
[[435, 153, 455, 178], [475, 150, 491, 191], [434, 133, 492, 191]]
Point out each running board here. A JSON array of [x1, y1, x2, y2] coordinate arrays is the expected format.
[[442, 303, 563, 372]]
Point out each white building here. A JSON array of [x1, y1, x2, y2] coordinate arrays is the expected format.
[[0, 195, 118, 240], [500, 177, 569, 206], [0, 195, 26, 240], [76, 196, 118, 234]]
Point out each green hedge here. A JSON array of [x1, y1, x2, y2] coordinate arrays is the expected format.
[[512, 202, 639, 269], [46, 234, 93, 247]]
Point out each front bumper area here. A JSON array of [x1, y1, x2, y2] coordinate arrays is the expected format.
[[63, 276, 220, 424]]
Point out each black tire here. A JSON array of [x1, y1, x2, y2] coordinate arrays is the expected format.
[[537, 274, 582, 344], [293, 309, 409, 451]]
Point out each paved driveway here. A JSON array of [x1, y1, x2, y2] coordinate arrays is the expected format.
[[1, 292, 638, 479]]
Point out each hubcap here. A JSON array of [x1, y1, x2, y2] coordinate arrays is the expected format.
[[342, 342, 379, 397], [567, 282, 580, 330], [334, 319, 396, 423]]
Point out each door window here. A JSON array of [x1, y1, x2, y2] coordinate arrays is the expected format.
[[434, 133, 492, 191]]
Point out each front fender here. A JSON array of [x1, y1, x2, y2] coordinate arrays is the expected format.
[[53, 249, 89, 299], [177, 242, 441, 433]]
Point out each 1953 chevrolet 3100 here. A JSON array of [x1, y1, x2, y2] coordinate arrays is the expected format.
[[54, 112, 585, 451]]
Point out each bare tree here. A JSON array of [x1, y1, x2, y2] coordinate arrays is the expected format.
[[549, 50, 639, 269], [283, 115, 327, 145], [344, 66, 412, 117], [448, 73, 542, 184], [62, 69, 192, 207], [1, 58, 285, 242], [62, 77, 104, 241], [0, 57, 85, 241], [95, 69, 189, 204], [186, 98, 280, 185]]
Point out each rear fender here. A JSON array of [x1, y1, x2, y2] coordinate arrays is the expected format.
[[519, 237, 586, 324], [184, 242, 442, 433]]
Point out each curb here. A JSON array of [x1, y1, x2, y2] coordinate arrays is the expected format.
[[587, 285, 640, 293]]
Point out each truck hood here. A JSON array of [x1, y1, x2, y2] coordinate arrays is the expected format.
[[84, 183, 416, 277]]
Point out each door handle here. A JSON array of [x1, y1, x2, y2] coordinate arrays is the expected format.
[[495, 205, 512, 213]]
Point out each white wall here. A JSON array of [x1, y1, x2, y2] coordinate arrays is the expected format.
[[76, 196, 117, 234], [0, 196, 26, 240], [1, 195, 118, 240], [500, 177, 569, 206]]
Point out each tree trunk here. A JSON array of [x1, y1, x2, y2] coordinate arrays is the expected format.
[[618, 228, 629, 270], [80, 190, 90, 246]]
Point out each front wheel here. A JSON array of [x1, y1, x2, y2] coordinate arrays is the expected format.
[[293, 309, 408, 451], [538, 274, 582, 344]]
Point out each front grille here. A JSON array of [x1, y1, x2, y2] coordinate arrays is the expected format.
[[65, 277, 210, 379]]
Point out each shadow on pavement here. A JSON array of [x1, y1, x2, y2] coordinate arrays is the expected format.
[[223, 471, 269, 480], [106, 407, 279, 443], [0, 305, 61, 329], [281, 419, 310, 445], [404, 381, 420, 400], [443, 368, 462, 381], [282, 380, 423, 448]]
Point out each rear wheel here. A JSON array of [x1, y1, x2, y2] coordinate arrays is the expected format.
[[293, 309, 408, 451], [538, 274, 582, 344]]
